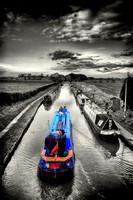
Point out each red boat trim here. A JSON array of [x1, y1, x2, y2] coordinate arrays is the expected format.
[[40, 149, 73, 162]]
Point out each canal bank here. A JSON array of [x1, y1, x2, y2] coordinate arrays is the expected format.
[[114, 118, 133, 151], [0, 84, 60, 176]]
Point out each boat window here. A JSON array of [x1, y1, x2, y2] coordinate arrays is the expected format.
[[96, 119, 105, 128], [86, 99, 89, 103], [82, 99, 85, 103], [95, 114, 107, 128], [97, 120, 104, 127]]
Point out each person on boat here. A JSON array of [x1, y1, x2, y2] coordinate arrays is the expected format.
[[50, 134, 60, 156], [58, 130, 66, 157], [63, 106, 67, 114], [44, 131, 56, 156], [59, 112, 63, 121], [59, 106, 63, 112], [50, 130, 66, 156]]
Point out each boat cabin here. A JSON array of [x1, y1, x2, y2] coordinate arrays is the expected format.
[[77, 94, 89, 106], [95, 114, 118, 130]]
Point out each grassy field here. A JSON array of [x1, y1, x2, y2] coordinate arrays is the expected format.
[[0, 79, 53, 93], [86, 79, 124, 98], [72, 79, 124, 108], [0, 79, 56, 131], [0, 79, 54, 105]]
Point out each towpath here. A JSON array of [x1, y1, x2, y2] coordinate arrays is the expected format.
[[114, 119, 133, 150]]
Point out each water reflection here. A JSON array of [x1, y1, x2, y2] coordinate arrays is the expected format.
[[89, 129, 120, 158], [42, 101, 52, 111]]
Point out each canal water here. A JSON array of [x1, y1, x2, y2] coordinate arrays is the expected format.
[[0, 83, 133, 200]]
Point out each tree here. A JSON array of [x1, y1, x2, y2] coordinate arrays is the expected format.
[[120, 75, 133, 110]]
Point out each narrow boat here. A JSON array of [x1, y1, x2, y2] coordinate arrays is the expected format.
[[43, 86, 60, 104], [83, 102, 120, 143], [42, 87, 60, 110], [43, 94, 52, 103], [38, 107, 75, 181], [77, 93, 89, 108]]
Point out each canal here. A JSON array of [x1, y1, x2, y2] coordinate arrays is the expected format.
[[0, 83, 133, 200]]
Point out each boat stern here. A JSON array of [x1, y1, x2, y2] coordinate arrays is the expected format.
[[38, 150, 74, 182], [100, 129, 120, 143]]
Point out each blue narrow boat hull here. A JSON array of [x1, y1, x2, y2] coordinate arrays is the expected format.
[[38, 161, 74, 182], [38, 108, 75, 182]]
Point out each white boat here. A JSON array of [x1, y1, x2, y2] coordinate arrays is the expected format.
[[77, 93, 89, 108], [83, 102, 120, 143]]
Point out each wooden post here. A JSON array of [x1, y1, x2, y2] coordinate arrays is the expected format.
[[124, 77, 127, 118]]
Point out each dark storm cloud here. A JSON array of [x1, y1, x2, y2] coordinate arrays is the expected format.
[[88, 0, 133, 42], [40, 0, 133, 43], [56, 60, 114, 72], [1, 0, 133, 44], [96, 64, 122, 73], [112, 48, 133, 57], [0, 0, 132, 26], [0, 0, 118, 20], [49, 50, 81, 60], [49, 50, 97, 70], [49, 49, 133, 73], [49, 50, 103, 70]]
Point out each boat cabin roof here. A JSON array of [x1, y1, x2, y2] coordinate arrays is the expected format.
[[78, 93, 89, 100], [87, 103, 107, 115], [95, 114, 118, 130]]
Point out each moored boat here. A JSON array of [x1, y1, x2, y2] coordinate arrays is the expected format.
[[77, 93, 89, 108], [83, 102, 120, 143], [42, 87, 60, 110], [43, 94, 52, 103], [38, 107, 75, 182]]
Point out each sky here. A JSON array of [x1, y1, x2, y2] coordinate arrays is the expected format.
[[0, 0, 133, 78]]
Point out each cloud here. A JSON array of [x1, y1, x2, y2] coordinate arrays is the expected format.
[[112, 48, 133, 57], [11, 38, 23, 42], [6, 12, 15, 23], [49, 50, 81, 60], [1, 1, 132, 44], [49, 50, 104, 71], [43, 1, 133, 44], [96, 65, 121, 73], [0, 66, 8, 75], [49, 49, 133, 74], [41, 9, 94, 42], [41, 3, 132, 43]]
